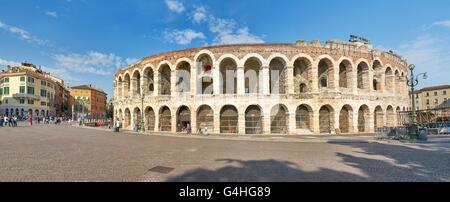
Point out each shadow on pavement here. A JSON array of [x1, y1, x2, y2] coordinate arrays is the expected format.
[[168, 142, 450, 182]]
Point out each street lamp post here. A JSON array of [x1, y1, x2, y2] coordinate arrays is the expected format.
[[140, 86, 145, 132], [407, 64, 427, 140]]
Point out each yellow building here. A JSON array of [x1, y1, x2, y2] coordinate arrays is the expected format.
[[414, 85, 450, 110], [70, 85, 108, 120], [0, 62, 62, 118]]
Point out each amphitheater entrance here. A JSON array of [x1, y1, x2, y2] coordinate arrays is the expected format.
[[197, 105, 214, 133], [374, 106, 384, 129], [296, 105, 312, 132], [177, 106, 191, 132], [319, 105, 334, 134], [271, 104, 288, 134], [358, 105, 370, 132], [339, 105, 353, 133], [159, 106, 171, 132], [145, 107, 155, 131], [220, 105, 238, 134], [245, 105, 262, 134], [386, 106, 395, 127], [124, 108, 131, 130]]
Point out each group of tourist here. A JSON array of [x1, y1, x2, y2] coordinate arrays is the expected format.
[[0, 115, 18, 127]]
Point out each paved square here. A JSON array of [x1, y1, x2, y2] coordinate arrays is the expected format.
[[0, 123, 449, 182]]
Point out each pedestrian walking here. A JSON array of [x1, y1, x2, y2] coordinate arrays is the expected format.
[[8, 116, 13, 127], [13, 116, 17, 127]]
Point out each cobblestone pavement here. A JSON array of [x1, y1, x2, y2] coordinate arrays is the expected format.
[[0, 123, 449, 182]]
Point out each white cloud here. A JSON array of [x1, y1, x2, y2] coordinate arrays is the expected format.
[[399, 35, 450, 87], [191, 6, 207, 23], [164, 29, 205, 45], [45, 11, 58, 18], [53, 51, 126, 76], [0, 20, 47, 45], [165, 0, 185, 13], [213, 27, 265, 45], [0, 58, 20, 67], [433, 20, 450, 28]]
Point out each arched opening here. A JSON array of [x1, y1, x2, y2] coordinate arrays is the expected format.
[[271, 104, 288, 134], [176, 106, 191, 132], [385, 67, 393, 92], [220, 105, 239, 134], [197, 105, 214, 133], [124, 74, 131, 97], [373, 60, 384, 91], [132, 71, 141, 96], [143, 68, 154, 94], [159, 106, 171, 132], [220, 58, 237, 94], [269, 58, 287, 94], [117, 76, 123, 97], [124, 108, 131, 130], [244, 58, 261, 94], [319, 105, 334, 134], [339, 60, 352, 89], [245, 105, 262, 134], [318, 58, 334, 89], [374, 106, 384, 129], [145, 107, 155, 131], [296, 104, 312, 131], [386, 106, 395, 127], [339, 105, 353, 133], [197, 54, 214, 95], [176, 61, 191, 93], [133, 107, 142, 129], [159, 64, 171, 95], [357, 62, 369, 89], [294, 58, 311, 93], [358, 105, 370, 132]]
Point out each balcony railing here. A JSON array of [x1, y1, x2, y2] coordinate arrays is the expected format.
[[13, 93, 41, 100]]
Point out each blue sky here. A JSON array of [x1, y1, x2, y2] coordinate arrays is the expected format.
[[1, 0, 450, 98]]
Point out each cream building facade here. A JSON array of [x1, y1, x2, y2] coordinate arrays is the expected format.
[[113, 39, 410, 135], [0, 62, 60, 119], [414, 85, 450, 110]]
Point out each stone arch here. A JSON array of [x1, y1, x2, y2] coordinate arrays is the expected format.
[[176, 105, 191, 132], [386, 105, 395, 127], [145, 106, 155, 131], [197, 105, 214, 133], [338, 59, 353, 89], [296, 104, 313, 131], [219, 57, 238, 94], [196, 53, 214, 95], [158, 63, 171, 95], [339, 105, 353, 133], [269, 57, 287, 94], [123, 73, 131, 97], [270, 104, 289, 134], [357, 61, 370, 90], [245, 105, 263, 134], [220, 105, 239, 134], [358, 105, 370, 132], [319, 105, 334, 134], [194, 50, 216, 65], [372, 60, 384, 91], [132, 70, 141, 96], [176, 60, 191, 93], [241, 53, 265, 66], [143, 64, 155, 94], [317, 57, 335, 89], [124, 108, 131, 130], [244, 57, 262, 94], [374, 106, 384, 129], [159, 106, 171, 132], [293, 57, 312, 93], [133, 107, 142, 128]]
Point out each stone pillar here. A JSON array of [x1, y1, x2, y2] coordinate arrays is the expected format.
[[332, 63, 339, 92], [286, 66, 294, 95], [155, 110, 160, 132], [351, 67, 358, 95], [312, 110, 320, 135], [213, 62, 220, 95], [213, 110, 220, 134], [311, 63, 319, 93], [191, 109, 197, 134], [334, 109, 340, 134], [170, 70, 176, 96], [154, 72, 160, 96], [171, 109, 177, 133], [237, 67, 245, 95], [288, 112, 296, 135], [262, 66, 270, 95], [191, 65, 196, 96], [352, 108, 359, 133], [263, 112, 271, 134], [238, 113, 245, 135], [368, 109, 375, 133]]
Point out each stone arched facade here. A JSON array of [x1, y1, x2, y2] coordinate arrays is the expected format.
[[113, 40, 410, 135]]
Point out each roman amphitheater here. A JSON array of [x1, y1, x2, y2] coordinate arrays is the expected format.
[[113, 38, 410, 135]]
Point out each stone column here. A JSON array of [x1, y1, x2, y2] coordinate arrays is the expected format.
[[213, 62, 220, 95], [191, 64, 196, 96], [154, 72, 160, 96], [352, 108, 359, 133], [352, 67, 358, 95], [238, 112, 246, 135], [262, 66, 270, 95], [369, 109, 375, 133], [334, 109, 340, 134], [191, 108, 197, 134], [237, 66, 245, 95], [311, 63, 319, 93], [288, 112, 296, 135], [312, 110, 320, 135], [213, 110, 220, 134], [263, 112, 271, 134], [286, 66, 294, 95], [170, 70, 176, 96], [332, 63, 339, 92], [171, 109, 177, 133]]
